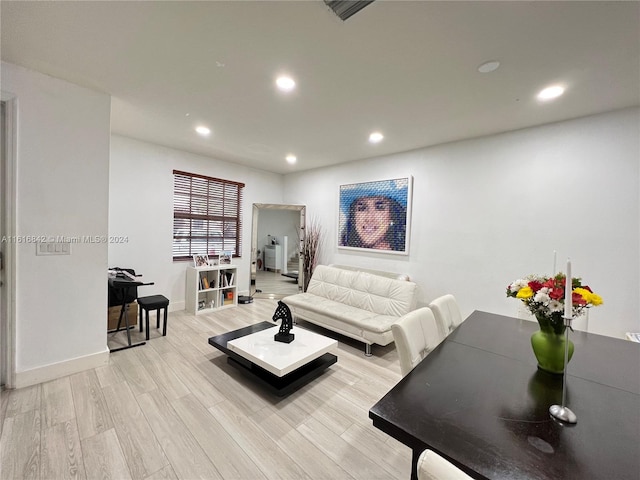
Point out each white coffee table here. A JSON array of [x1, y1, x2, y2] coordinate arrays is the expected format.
[[208, 322, 338, 396]]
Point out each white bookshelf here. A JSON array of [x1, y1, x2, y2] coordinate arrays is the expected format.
[[186, 265, 237, 315]]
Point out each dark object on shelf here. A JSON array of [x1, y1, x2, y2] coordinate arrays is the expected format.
[[137, 294, 170, 340], [272, 300, 294, 343]]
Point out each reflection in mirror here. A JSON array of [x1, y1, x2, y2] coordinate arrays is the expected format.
[[251, 203, 305, 298]]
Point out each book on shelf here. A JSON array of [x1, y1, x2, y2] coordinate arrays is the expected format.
[[202, 276, 210, 289], [220, 271, 233, 286]]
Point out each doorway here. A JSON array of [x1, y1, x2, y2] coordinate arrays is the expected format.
[[251, 204, 305, 298]]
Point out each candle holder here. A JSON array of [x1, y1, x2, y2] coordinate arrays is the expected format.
[[549, 316, 577, 424]]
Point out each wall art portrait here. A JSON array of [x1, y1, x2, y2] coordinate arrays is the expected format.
[[338, 177, 412, 254]]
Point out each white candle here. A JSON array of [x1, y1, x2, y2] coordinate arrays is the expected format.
[[564, 259, 572, 319], [553, 250, 557, 275]]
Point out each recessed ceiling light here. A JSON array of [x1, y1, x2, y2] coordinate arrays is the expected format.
[[286, 154, 297, 164], [477, 60, 500, 73], [369, 132, 384, 143], [537, 85, 565, 101], [276, 76, 296, 92], [195, 126, 211, 136]]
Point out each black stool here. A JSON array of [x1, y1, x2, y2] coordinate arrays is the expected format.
[[137, 295, 170, 340]]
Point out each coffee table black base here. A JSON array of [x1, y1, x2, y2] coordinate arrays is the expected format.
[[227, 352, 336, 397]]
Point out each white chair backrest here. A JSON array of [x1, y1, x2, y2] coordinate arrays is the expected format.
[[417, 450, 472, 480], [429, 294, 463, 337], [391, 307, 443, 377]]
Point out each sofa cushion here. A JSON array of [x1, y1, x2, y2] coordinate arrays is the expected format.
[[284, 293, 399, 334]]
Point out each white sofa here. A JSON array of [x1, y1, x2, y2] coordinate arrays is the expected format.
[[282, 265, 418, 355]]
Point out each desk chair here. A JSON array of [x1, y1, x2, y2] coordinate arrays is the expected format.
[[417, 450, 472, 480], [137, 295, 170, 340], [392, 307, 443, 377], [429, 294, 463, 338]]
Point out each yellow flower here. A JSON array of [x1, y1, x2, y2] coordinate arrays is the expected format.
[[516, 286, 533, 299], [574, 287, 604, 306], [590, 293, 603, 306]]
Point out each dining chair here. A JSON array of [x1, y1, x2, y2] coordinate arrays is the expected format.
[[391, 307, 443, 377], [429, 294, 463, 338], [417, 449, 472, 480]]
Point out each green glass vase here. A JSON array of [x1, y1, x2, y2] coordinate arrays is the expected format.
[[531, 315, 574, 375]]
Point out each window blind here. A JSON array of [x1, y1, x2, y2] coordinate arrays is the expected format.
[[173, 170, 244, 260]]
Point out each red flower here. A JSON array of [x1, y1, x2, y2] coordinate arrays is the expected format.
[[549, 287, 564, 300], [572, 291, 587, 305], [528, 281, 544, 292]]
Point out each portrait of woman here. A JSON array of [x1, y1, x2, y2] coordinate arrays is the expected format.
[[339, 177, 411, 253]]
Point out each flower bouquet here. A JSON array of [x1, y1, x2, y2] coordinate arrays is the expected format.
[[506, 274, 603, 373]]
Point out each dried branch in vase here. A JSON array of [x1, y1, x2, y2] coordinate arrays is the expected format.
[[299, 217, 323, 292]]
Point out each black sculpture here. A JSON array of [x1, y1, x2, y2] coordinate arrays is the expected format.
[[272, 301, 295, 343]]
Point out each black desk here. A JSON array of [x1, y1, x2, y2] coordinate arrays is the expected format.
[[369, 311, 640, 480], [108, 274, 151, 352]]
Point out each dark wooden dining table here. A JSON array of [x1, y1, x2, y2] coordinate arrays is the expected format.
[[369, 310, 640, 480]]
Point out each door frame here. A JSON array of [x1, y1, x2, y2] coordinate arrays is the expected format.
[[251, 203, 306, 298], [1, 94, 17, 389]]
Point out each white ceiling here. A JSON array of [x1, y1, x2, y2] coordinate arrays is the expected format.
[[2, 1, 638, 174]]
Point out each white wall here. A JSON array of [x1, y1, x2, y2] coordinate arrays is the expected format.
[[284, 108, 640, 339], [108, 135, 284, 309], [2, 62, 111, 386]]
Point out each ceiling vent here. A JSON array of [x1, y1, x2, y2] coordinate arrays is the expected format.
[[324, 0, 376, 21]]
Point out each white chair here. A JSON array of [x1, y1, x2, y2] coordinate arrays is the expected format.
[[391, 307, 443, 376], [417, 449, 472, 480], [429, 294, 463, 338]]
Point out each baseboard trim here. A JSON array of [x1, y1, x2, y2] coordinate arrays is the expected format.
[[169, 300, 184, 312], [14, 349, 110, 389]]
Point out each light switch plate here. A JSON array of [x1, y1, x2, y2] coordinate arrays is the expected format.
[[36, 242, 71, 255]]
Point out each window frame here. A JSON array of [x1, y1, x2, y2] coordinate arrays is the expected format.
[[172, 170, 244, 261]]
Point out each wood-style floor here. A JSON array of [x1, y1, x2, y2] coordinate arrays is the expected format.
[[0, 299, 410, 479], [254, 266, 301, 296]]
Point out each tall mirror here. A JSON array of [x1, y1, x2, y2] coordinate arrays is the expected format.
[[251, 203, 305, 298]]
